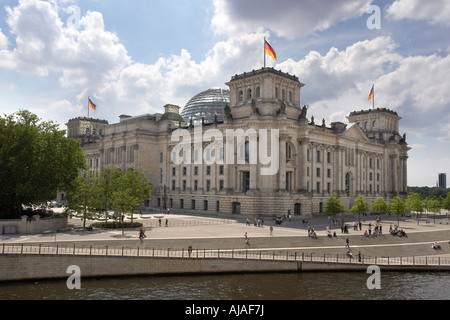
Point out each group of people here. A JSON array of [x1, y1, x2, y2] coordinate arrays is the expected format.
[[139, 227, 146, 239], [363, 222, 383, 237], [246, 217, 265, 227], [431, 242, 441, 250], [389, 224, 407, 237], [307, 225, 317, 239]]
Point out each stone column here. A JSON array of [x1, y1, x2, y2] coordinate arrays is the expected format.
[[278, 134, 288, 192]]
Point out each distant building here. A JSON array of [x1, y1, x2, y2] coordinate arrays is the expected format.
[[438, 173, 447, 189]]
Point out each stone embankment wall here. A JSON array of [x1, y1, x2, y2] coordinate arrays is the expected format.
[[0, 216, 67, 235], [2, 254, 449, 283], [0, 255, 299, 282]]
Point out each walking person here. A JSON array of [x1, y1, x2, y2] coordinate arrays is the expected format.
[[244, 232, 250, 246], [346, 237, 350, 248], [188, 245, 192, 258], [270, 225, 273, 236]]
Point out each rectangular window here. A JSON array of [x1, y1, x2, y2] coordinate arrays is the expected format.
[[183, 167, 187, 176], [242, 171, 250, 192], [219, 165, 224, 175], [316, 150, 321, 162], [206, 180, 211, 191], [327, 152, 331, 163], [180, 199, 184, 209], [194, 166, 198, 175], [206, 166, 211, 175], [219, 180, 224, 191], [194, 180, 198, 191], [327, 168, 331, 178], [316, 168, 320, 177], [182, 180, 186, 191], [316, 182, 321, 193]]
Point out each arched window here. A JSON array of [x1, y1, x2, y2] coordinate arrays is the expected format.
[[275, 87, 279, 98], [372, 120, 377, 129], [239, 90, 243, 102], [247, 88, 252, 100], [364, 122, 368, 130], [256, 86, 261, 98], [282, 89, 286, 101]]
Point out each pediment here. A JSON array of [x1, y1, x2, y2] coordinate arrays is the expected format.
[[341, 124, 369, 141]]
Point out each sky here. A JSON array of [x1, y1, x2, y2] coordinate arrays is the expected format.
[[0, 0, 449, 187]]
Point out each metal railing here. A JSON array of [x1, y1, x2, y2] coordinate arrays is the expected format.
[[1, 243, 449, 267]]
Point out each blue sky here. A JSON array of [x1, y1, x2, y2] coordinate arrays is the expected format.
[[0, 0, 449, 187]]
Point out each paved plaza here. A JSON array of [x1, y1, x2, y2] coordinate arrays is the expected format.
[[1, 209, 449, 260]]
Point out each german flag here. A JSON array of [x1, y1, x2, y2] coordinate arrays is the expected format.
[[368, 85, 374, 101], [88, 98, 97, 111], [265, 40, 277, 61]]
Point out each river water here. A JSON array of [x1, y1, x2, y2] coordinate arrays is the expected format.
[[0, 271, 448, 300]]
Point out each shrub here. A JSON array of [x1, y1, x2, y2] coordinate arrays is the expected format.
[[92, 221, 142, 229]]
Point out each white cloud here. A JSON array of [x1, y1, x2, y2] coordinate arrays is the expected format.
[[4, 0, 130, 94], [409, 144, 426, 151], [98, 32, 268, 117], [276, 36, 450, 143], [2, 0, 450, 148], [0, 29, 8, 49], [212, 0, 373, 38], [277, 36, 402, 119], [386, 0, 450, 27]]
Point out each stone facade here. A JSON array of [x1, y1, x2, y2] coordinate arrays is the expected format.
[[67, 67, 410, 217]]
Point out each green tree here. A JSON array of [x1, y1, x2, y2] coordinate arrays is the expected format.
[[350, 196, 369, 223], [425, 196, 442, 223], [95, 166, 123, 222], [0, 110, 86, 218], [370, 197, 388, 214], [442, 192, 450, 220], [406, 192, 424, 224], [389, 196, 407, 226], [325, 193, 346, 219], [65, 170, 102, 227], [110, 169, 152, 235]]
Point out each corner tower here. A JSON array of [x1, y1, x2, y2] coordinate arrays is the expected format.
[[225, 67, 305, 120]]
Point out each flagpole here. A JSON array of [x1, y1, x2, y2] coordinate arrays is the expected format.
[[372, 85, 375, 109], [264, 37, 266, 68], [88, 96, 90, 118]]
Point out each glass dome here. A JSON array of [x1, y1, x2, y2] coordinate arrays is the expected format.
[[181, 88, 230, 124]]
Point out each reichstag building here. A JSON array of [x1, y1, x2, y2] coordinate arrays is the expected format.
[[66, 67, 410, 216]]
